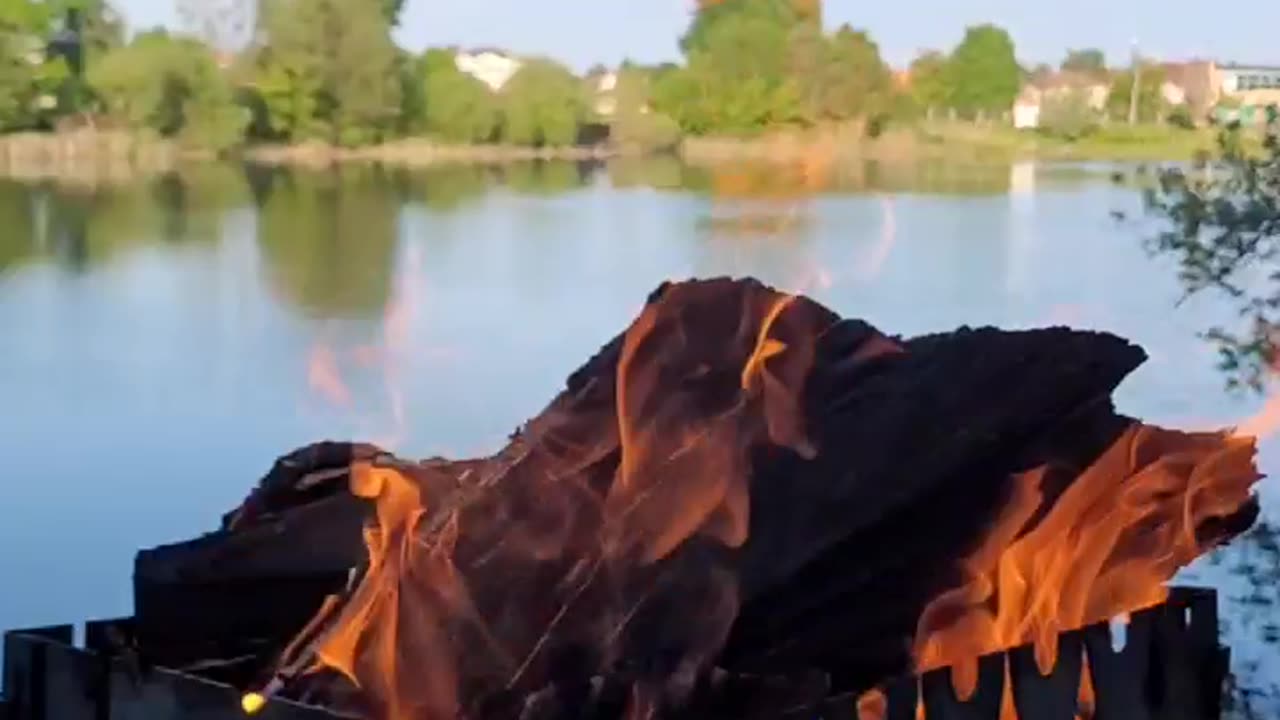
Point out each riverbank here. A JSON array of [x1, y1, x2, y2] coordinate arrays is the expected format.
[[679, 121, 1224, 166], [0, 122, 1238, 186], [242, 140, 617, 169], [0, 130, 207, 185]]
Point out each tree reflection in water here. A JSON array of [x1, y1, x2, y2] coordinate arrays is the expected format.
[[1138, 126, 1280, 719]]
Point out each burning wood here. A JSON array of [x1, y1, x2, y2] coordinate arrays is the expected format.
[[132, 277, 1262, 720]]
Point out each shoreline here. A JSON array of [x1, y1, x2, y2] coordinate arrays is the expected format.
[[0, 123, 1228, 184], [241, 140, 619, 169], [678, 122, 1224, 165]]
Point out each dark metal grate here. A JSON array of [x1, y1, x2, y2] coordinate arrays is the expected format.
[[0, 587, 1229, 720]]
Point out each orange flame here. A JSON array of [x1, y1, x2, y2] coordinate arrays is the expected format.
[[912, 424, 1260, 705]]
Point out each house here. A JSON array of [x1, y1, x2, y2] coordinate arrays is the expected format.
[[1012, 86, 1041, 129], [1215, 64, 1280, 124], [592, 70, 619, 117], [1011, 70, 1109, 129], [1160, 60, 1217, 121], [454, 48, 523, 92]]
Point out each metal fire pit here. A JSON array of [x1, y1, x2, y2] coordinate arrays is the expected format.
[[0, 587, 1228, 720]]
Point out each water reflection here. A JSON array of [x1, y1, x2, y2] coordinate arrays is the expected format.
[[0, 155, 1274, 715], [255, 167, 403, 319], [0, 166, 246, 275]]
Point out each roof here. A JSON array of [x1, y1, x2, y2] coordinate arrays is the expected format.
[[1219, 63, 1280, 71], [458, 46, 517, 58], [1027, 69, 1109, 91]]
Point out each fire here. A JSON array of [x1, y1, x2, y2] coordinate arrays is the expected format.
[[263, 279, 1262, 720], [269, 280, 836, 719], [912, 424, 1260, 707]]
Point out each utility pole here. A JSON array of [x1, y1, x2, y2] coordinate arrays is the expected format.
[[1127, 39, 1141, 126]]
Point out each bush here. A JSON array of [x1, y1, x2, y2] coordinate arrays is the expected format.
[[500, 59, 588, 147], [419, 49, 499, 143], [1167, 105, 1195, 129], [88, 32, 248, 151], [1038, 89, 1100, 141]]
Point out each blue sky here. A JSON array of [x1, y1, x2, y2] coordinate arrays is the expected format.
[[113, 0, 1279, 72]]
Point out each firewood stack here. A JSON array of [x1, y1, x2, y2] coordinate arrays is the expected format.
[[132, 277, 1262, 720]]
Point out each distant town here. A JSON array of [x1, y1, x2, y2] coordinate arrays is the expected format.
[[0, 0, 1276, 176], [448, 48, 1280, 130]]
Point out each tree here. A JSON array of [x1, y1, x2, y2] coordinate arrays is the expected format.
[[381, 0, 406, 25], [0, 0, 122, 128], [946, 24, 1021, 118], [608, 67, 681, 153], [418, 48, 499, 143], [682, 0, 816, 55], [818, 24, 891, 121], [653, 2, 802, 134], [499, 58, 588, 146], [1060, 48, 1106, 74], [908, 50, 950, 116], [87, 30, 248, 150], [250, 0, 402, 146], [1106, 63, 1166, 123]]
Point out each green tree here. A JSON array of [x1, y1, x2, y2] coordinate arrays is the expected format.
[[1060, 48, 1106, 74], [381, 0, 405, 25], [681, 0, 816, 55], [607, 67, 681, 152], [249, 0, 401, 146], [818, 24, 891, 121], [1107, 63, 1167, 123], [908, 50, 950, 115], [499, 58, 587, 146], [87, 30, 247, 150], [418, 48, 499, 143], [653, 3, 802, 134], [0, 0, 121, 128], [946, 24, 1021, 118]]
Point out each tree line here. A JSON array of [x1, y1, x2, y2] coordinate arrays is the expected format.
[[0, 0, 1203, 154]]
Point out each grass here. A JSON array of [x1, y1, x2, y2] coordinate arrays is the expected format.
[[681, 121, 1230, 165], [912, 121, 1222, 162]]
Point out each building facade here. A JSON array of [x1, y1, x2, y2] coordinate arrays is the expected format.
[[453, 49, 523, 92]]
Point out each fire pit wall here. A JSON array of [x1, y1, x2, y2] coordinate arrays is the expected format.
[[0, 587, 1228, 720]]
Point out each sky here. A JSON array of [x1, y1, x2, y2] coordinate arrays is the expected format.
[[112, 0, 1280, 72]]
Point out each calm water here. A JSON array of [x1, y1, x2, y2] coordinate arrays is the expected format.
[[0, 158, 1276, 713]]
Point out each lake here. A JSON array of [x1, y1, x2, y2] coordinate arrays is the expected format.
[[0, 156, 1276, 715]]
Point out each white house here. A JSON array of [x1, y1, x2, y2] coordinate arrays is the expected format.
[[1013, 87, 1041, 129], [1012, 71, 1109, 129], [454, 48, 523, 92], [593, 71, 619, 117]]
